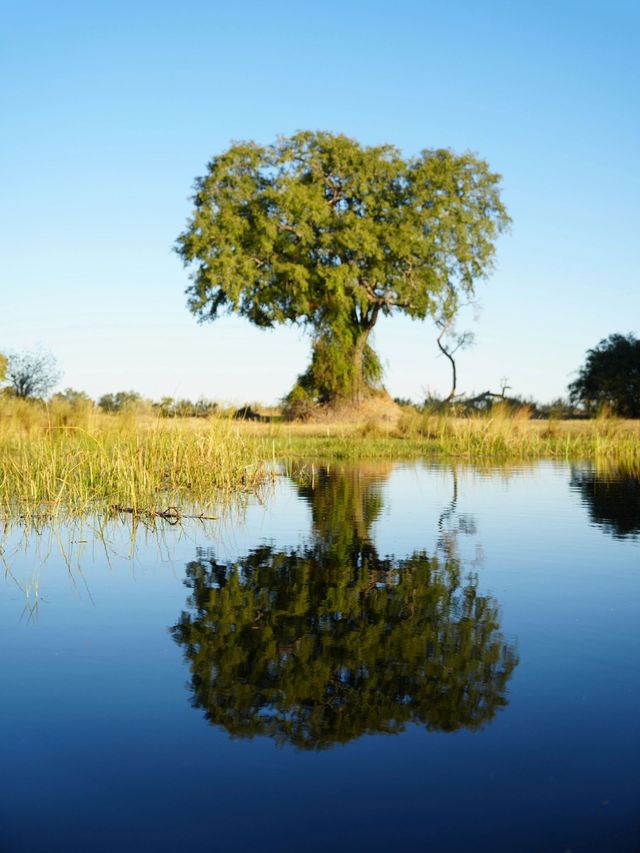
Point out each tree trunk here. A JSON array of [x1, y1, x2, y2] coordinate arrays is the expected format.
[[286, 311, 381, 410], [351, 330, 370, 404]]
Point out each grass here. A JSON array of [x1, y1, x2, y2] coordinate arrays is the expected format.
[[240, 406, 640, 468], [0, 399, 273, 518], [1, 396, 639, 517]]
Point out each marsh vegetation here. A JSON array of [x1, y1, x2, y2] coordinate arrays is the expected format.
[[0, 397, 271, 517], [1, 393, 640, 518]]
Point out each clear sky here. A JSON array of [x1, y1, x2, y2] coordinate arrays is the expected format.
[[2, 0, 638, 404]]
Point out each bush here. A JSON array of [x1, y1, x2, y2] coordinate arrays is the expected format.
[[98, 391, 145, 413], [154, 397, 219, 418]]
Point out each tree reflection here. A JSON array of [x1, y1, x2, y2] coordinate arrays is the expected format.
[[172, 465, 518, 749], [571, 467, 640, 539]]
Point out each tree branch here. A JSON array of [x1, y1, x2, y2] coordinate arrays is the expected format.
[[436, 323, 458, 403], [277, 223, 303, 239]]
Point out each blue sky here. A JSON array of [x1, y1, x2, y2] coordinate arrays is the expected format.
[[2, 0, 638, 404]]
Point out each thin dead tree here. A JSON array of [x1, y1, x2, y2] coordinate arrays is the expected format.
[[435, 316, 475, 403], [434, 307, 513, 410]]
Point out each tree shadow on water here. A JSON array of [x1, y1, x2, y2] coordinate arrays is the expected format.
[[171, 465, 518, 750]]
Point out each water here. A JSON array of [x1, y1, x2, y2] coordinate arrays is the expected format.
[[1, 461, 639, 852]]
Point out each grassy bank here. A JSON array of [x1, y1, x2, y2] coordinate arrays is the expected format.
[[1, 397, 639, 516], [0, 402, 272, 517], [263, 408, 640, 468]]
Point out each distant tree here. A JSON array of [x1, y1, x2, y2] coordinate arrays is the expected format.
[[49, 388, 93, 426], [153, 396, 175, 417], [52, 388, 93, 406], [0, 353, 7, 383], [174, 397, 218, 418], [176, 131, 510, 405], [97, 393, 115, 412], [193, 397, 218, 417], [569, 334, 640, 417], [536, 397, 576, 420], [153, 396, 218, 418], [6, 350, 61, 399], [98, 390, 142, 413]]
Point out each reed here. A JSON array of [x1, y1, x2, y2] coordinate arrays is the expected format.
[[0, 401, 272, 517], [391, 408, 640, 466], [1, 396, 639, 517], [249, 408, 640, 468]]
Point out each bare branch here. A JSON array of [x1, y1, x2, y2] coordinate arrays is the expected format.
[[435, 315, 475, 403]]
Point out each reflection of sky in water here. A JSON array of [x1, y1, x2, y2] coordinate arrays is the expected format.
[[1, 461, 639, 852]]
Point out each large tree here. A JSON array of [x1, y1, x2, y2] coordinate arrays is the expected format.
[[569, 333, 640, 417], [176, 131, 510, 404]]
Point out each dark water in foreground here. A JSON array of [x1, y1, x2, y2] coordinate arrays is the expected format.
[[1, 462, 639, 852]]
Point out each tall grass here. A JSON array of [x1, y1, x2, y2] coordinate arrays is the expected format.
[[256, 406, 640, 468], [390, 407, 640, 466], [0, 399, 272, 517], [1, 396, 639, 517]]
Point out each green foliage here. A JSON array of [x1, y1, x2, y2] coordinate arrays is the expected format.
[[177, 131, 510, 403], [569, 333, 640, 417], [98, 390, 143, 413], [52, 387, 93, 406], [49, 388, 94, 427], [286, 326, 383, 409], [6, 350, 61, 399], [172, 466, 518, 749], [535, 397, 576, 420], [393, 396, 419, 409], [154, 396, 218, 418], [0, 353, 7, 383], [98, 393, 218, 418]]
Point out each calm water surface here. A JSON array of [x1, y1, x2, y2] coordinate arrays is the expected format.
[[1, 461, 639, 852]]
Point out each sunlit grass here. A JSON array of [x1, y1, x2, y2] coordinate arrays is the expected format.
[[243, 407, 640, 468], [0, 400, 273, 518], [1, 396, 639, 517]]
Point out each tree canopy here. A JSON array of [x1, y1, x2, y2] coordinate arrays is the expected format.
[[176, 131, 510, 404], [569, 333, 640, 417], [172, 465, 518, 749]]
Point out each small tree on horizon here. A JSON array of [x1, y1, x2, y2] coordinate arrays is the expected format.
[[98, 390, 143, 413], [6, 350, 61, 399], [52, 387, 93, 406], [176, 131, 510, 406]]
